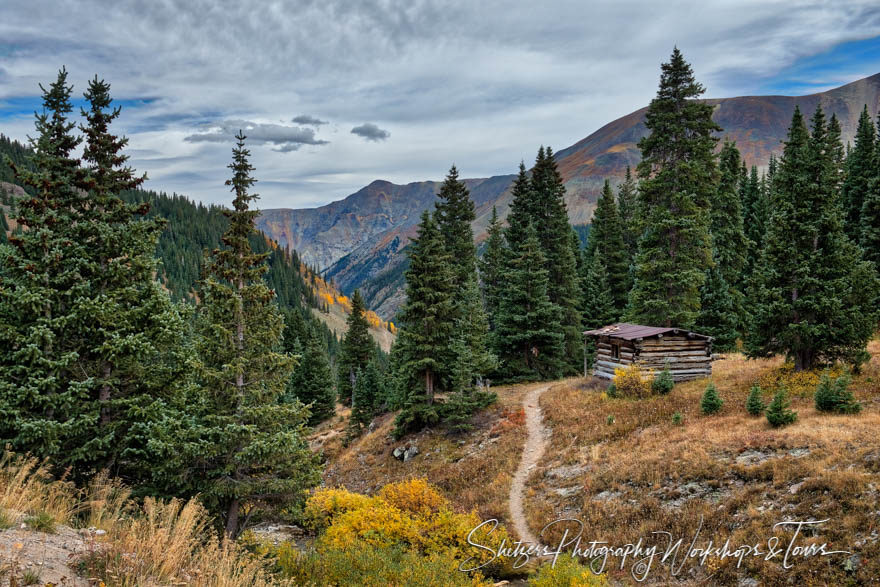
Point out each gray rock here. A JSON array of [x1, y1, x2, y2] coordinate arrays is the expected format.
[[789, 448, 811, 458], [738, 578, 759, 587], [790, 481, 805, 494], [592, 490, 622, 502], [392, 447, 405, 460], [844, 554, 862, 573], [555, 486, 581, 498], [403, 445, 419, 462]]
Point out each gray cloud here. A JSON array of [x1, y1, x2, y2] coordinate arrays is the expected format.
[[292, 114, 328, 126], [351, 122, 390, 142], [184, 119, 329, 152], [3, 1, 880, 208]]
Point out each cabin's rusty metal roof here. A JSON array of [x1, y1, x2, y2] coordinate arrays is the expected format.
[[583, 323, 712, 341]]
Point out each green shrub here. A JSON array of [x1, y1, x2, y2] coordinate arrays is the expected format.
[[24, 510, 56, 534], [745, 385, 765, 416], [530, 556, 608, 586], [606, 383, 618, 398], [700, 383, 723, 415], [652, 365, 675, 395], [606, 415, 615, 425], [672, 412, 683, 426], [766, 388, 797, 428], [814, 371, 861, 414], [280, 543, 488, 586]]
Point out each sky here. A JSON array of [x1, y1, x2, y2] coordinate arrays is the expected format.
[[2, 1, 880, 209]]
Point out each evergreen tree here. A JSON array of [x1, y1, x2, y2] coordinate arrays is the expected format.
[[159, 132, 321, 538], [747, 106, 879, 370], [290, 325, 336, 425], [711, 140, 748, 321], [70, 77, 193, 479], [814, 371, 861, 414], [629, 48, 718, 327], [745, 385, 765, 416], [450, 275, 498, 392], [765, 388, 797, 427], [0, 208, 7, 244], [479, 206, 506, 328], [844, 108, 875, 240], [586, 180, 629, 315], [530, 147, 583, 372], [0, 72, 190, 483], [741, 164, 766, 277], [581, 254, 617, 330], [393, 211, 456, 437], [697, 257, 739, 351], [337, 289, 373, 405], [616, 165, 639, 263], [434, 165, 477, 290], [346, 360, 386, 441], [504, 162, 532, 256], [494, 223, 565, 381], [0, 69, 90, 463], [862, 175, 880, 269], [700, 383, 723, 414]]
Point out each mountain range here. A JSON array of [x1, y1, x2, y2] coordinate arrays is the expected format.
[[256, 72, 880, 319]]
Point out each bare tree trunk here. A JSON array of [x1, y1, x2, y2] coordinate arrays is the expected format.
[[225, 499, 240, 539]]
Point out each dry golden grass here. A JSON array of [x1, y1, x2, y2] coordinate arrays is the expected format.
[[0, 451, 277, 586], [320, 381, 550, 524], [528, 342, 880, 585]]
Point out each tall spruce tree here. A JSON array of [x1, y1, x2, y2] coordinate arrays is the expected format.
[[479, 206, 506, 329], [450, 274, 498, 391], [843, 107, 875, 240], [290, 325, 335, 425], [0, 71, 190, 482], [741, 164, 766, 277], [859, 112, 880, 269], [393, 211, 456, 436], [337, 289, 373, 405], [529, 147, 582, 372], [70, 77, 192, 479], [747, 106, 879, 370], [495, 223, 565, 381], [628, 48, 718, 328], [0, 69, 90, 462], [0, 209, 7, 244], [161, 132, 320, 538], [434, 164, 477, 290], [616, 165, 639, 263], [586, 179, 629, 316]]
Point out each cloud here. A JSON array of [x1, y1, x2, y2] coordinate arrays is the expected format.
[[292, 114, 328, 126], [350, 122, 390, 142], [3, 1, 880, 208], [184, 119, 329, 152]]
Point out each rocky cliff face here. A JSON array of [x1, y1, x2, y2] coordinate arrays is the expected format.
[[258, 73, 880, 318]]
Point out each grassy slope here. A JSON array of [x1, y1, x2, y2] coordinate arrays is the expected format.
[[321, 342, 880, 584], [529, 341, 880, 584]]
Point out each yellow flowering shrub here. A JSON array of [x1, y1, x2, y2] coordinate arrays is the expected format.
[[612, 364, 654, 399], [378, 478, 446, 516], [757, 363, 845, 397], [302, 486, 372, 531], [298, 480, 514, 580]]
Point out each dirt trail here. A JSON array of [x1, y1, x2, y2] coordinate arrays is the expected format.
[[508, 384, 550, 547]]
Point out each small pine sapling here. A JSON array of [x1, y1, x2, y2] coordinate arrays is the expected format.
[[814, 371, 861, 414], [766, 388, 797, 427], [745, 385, 765, 416], [700, 383, 723, 415], [652, 365, 675, 395]]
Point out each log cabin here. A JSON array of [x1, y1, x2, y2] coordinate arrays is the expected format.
[[583, 323, 713, 382]]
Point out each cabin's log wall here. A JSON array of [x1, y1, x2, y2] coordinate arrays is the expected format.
[[590, 334, 712, 382]]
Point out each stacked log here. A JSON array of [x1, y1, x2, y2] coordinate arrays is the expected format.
[[591, 334, 712, 381]]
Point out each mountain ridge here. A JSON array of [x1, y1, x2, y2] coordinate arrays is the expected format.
[[256, 72, 880, 317]]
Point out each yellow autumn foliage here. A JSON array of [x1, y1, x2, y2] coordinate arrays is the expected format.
[[757, 362, 846, 397], [303, 480, 513, 577], [612, 364, 654, 399]]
